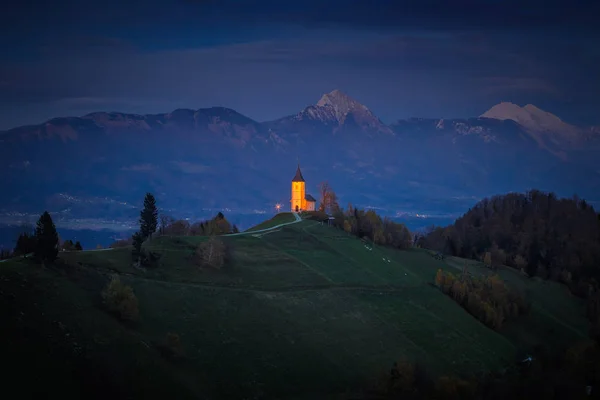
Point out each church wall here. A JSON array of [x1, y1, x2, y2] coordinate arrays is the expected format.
[[291, 181, 305, 212]]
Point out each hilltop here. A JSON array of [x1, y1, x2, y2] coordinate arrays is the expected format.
[[0, 214, 589, 399]]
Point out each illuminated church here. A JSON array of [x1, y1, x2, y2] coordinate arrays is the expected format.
[[290, 164, 316, 212]]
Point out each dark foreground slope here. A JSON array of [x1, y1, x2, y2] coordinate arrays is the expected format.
[[0, 220, 589, 399]]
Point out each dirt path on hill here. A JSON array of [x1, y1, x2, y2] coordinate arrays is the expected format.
[[53, 212, 304, 256]]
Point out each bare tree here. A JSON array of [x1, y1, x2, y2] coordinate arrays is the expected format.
[[318, 181, 332, 212], [318, 181, 340, 214], [514, 255, 528, 272], [196, 236, 227, 269], [461, 260, 469, 281], [483, 252, 492, 269], [167, 220, 190, 236], [159, 214, 175, 235]]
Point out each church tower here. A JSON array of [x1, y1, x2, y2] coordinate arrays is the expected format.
[[290, 164, 306, 212]]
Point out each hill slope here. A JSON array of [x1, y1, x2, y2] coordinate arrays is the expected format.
[[0, 219, 589, 399]]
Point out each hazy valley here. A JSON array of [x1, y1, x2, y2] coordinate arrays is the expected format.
[[1, 89, 599, 248]]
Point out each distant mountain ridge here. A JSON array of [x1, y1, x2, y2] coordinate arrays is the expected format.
[[1, 90, 599, 236], [2, 90, 592, 147]]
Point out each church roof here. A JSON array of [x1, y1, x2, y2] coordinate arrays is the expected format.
[[292, 164, 305, 182], [305, 194, 316, 202]]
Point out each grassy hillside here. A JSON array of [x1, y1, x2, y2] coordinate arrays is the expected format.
[[245, 212, 296, 232], [0, 220, 590, 399]]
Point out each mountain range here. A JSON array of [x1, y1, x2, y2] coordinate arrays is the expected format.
[[1, 89, 599, 243]]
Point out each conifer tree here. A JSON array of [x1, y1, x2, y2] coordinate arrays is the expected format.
[[62, 239, 74, 251], [74, 241, 83, 251], [139, 193, 158, 240], [14, 224, 36, 258], [14, 233, 28, 257], [34, 211, 59, 264], [132, 231, 144, 257]]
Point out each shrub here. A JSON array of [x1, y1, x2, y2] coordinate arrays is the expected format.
[[101, 275, 139, 321], [434, 376, 476, 400], [434, 269, 530, 330], [196, 236, 228, 269], [165, 220, 191, 236], [303, 211, 329, 222], [138, 248, 162, 268], [61, 239, 75, 251], [343, 220, 352, 233], [157, 332, 185, 360], [110, 237, 133, 248], [514, 254, 528, 271], [388, 359, 417, 394]]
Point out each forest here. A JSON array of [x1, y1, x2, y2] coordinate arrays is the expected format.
[[419, 190, 600, 293]]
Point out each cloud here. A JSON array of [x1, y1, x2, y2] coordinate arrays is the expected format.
[[0, 26, 598, 128], [475, 77, 561, 96], [4, 0, 598, 47], [37, 36, 135, 57], [171, 162, 211, 174], [121, 163, 155, 172], [176, 0, 600, 35]]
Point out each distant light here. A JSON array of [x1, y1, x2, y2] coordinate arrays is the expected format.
[[275, 203, 282, 211]]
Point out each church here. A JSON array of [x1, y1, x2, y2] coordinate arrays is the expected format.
[[290, 164, 316, 212]]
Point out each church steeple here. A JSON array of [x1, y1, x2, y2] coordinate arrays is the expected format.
[[290, 161, 315, 212], [292, 163, 305, 182]]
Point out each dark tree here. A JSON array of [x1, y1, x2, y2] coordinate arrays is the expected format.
[[232, 224, 239, 233], [139, 193, 158, 240], [74, 241, 83, 251], [132, 232, 144, 258], [62, 239, 75, 251], [0, 248, 12, 260], [421, 190, 600, 294], [14, 232, 36, 257], [34, 211, 59, 264]]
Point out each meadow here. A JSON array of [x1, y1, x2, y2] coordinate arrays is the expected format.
[[244, 212, 296, 232], [0, 217, 590, 399]]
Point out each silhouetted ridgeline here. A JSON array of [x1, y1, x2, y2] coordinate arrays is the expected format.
[[420, 190, 600, 296]]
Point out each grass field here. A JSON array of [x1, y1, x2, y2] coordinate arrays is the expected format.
[[0, 220, 590, 399], [245, 212, 296, 232]]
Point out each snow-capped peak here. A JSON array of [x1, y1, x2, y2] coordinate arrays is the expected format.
[[316, 89, 370, 122], [280, 89, 394, 135], [481, 102, 579, 138]]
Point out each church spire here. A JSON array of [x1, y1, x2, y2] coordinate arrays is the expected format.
[[292, 162, 305, 182]]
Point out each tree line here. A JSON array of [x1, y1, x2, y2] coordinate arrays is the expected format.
[[418, 189, 600, 336], [127, 193, 234, 269], [9, 212, 82, 264], [158, 211, 239, 237], [307, 181, 413, 250], [434, 268, 530, 330], [419, 190, 600, 290]]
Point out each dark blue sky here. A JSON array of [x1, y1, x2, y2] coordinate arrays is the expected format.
[[1, 0, 599, 130]]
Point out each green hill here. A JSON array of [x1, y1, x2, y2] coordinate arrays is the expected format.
[[0, 219, 590, 399], [245, 212, 296, 232]]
